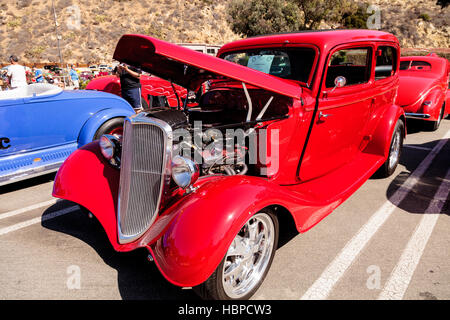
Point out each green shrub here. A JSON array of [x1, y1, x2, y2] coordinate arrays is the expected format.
[[228, 0, 301, 37], [418, 13, 431, 22], [341, 4, 371, 29]]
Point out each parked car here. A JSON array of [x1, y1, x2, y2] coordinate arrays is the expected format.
[[52, 30, 406, 300], [0, 83, 135, 186], [86, 74, 187, 109], [79, 71, 94, 81], [398, 53, 450, 130]]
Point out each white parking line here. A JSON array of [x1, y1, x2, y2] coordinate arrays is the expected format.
[[0, 199, 58, 221], [378, 168, 450, 300], [403, 145, 433, 151], [0, 205, 79, 236], [301, 129, 450, 300]]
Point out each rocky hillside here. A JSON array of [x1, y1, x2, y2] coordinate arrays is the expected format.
[[0, 0, 448, 65]]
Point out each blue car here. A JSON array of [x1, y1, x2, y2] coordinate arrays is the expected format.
[[0, 83, 135, 186]]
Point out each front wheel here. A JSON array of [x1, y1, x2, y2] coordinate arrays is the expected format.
[[194, 209, 279, 300], [93, 117, 124, 140], [376, 119, 404, 178]]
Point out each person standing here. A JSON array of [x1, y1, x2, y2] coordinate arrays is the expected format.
[[69, 65, 79, 89], [34, 67, 44, 83], [116, 63, 142, 110], [7, 55, 27, 89]]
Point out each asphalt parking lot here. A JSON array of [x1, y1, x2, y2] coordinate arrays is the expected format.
[[0, 119, 449, 300]]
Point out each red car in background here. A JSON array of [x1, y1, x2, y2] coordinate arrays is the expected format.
[[86, 74, 187, 109], [53, 30, 405, 300], [398, 53, 450, 130]]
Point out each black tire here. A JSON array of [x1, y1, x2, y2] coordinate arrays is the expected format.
[[425, 104, 445, 131], [193, 209, 279, 300], [93, 117, 125, 140], [376, 119, 404, 178], [141, 97, 149, 110]]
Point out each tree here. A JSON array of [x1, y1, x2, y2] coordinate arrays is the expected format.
[[228, 0, 301, 37], [228, 0, 359, 37], [291, 0, 347, 29], [341, 3, 371, 29]]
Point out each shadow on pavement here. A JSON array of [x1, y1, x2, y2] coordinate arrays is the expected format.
[[0, 172, 56, 194], [41, 203, 200, 300], [386, 137, 449, 215]]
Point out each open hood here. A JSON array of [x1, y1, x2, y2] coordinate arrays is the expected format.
[[113, 34, 301, 99]]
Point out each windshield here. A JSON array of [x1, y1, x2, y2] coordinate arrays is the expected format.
[[220, 47, 316, 84]]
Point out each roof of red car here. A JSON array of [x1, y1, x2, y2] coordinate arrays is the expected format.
[[218, 29, 399, 54], [400, 55, 450, 77]]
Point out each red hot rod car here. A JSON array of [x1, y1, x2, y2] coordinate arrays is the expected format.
[[398, 53, 450, 130], [85, 74, 187, 109], [53, 30, 406, 300]]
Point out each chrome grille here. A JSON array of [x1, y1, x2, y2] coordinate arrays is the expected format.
[[118, 114, 172, 244]]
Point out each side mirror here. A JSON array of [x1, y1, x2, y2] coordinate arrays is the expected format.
[[331, 76, 346, 91]]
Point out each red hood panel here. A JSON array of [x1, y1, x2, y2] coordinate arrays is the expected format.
[[113, 34, 301, 99], [397, 74, 437, 106]]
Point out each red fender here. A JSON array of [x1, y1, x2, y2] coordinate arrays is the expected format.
[[422, 88, 446, 121], [52, 142, 128, 251], [147, 175, 313, 288], [364, 104, 405, 158]]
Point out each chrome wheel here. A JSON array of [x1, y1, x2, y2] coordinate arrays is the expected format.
[[376, 119, 404, 178], [389, 128, 401, 170], [222, 212, 275, 299]]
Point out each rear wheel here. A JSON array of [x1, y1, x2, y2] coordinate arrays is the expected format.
[[376, 119, 404, 178], [93, 117, 124, 140], [426, 104, 445, 131], [194, 209, 279, 300]]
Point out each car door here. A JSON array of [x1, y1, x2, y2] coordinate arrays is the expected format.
[[299, 45, 374, 182]]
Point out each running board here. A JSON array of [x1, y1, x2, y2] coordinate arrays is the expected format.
[[287, 152, 386, 232], [0, 143, 77, 186]]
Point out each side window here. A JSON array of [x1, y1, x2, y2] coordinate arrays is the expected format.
[[400, 60, 411, 70], [411, 60, 432, 71], [325, 48, 371, 88], [375, 46, 397, 80]]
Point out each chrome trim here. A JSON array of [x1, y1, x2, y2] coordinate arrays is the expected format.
[[404, 113, 431, 119], [117, 112, 173, 244], [0, 162, 61, 187]]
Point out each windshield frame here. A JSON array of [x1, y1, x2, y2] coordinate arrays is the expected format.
[[218, 44, 320, 89]]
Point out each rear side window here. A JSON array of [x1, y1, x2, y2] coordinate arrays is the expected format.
[[325, 48, 371, 88], [375, 46, 397, 80], [400, 60, 432, 71], [411, 60, 432, 70]]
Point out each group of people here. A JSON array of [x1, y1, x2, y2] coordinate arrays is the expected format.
[[2, 55, 27, 90], [1, 54, 142, 111], [0, 55, 80, 91]]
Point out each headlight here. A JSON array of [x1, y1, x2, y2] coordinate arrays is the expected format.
[[100, 135, 115, 160], [99, 134, 121, 168], [171, 156, 199, 189]]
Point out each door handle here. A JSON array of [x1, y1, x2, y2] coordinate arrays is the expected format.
[[318, 111, 332, 121]]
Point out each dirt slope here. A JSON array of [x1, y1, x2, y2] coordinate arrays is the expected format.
[[0, 0, 448, 64]]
